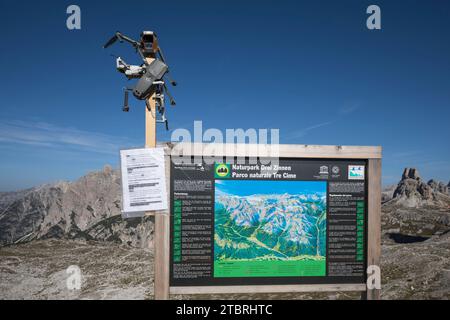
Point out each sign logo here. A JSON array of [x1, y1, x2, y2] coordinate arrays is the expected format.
[[319, 165, 329, 175], [215, 163, 231, 178], [332, 166, 340, 174], [348, 165, 365, 180]]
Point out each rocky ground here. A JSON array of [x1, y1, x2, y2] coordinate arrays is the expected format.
[[381, 233, 450, 299], [1, 232, 449, 300], [0, 240, 153, 300], [0, 239, 355, 300]]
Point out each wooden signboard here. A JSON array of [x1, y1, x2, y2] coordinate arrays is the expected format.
[[154, 143, 381, 300]]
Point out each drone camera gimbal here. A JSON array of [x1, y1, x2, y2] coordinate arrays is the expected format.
[[103, 31, 176, 130], [140, 31, 158, 57]]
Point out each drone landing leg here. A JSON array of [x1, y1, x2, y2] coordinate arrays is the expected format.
[[123, 89, 130, 112]]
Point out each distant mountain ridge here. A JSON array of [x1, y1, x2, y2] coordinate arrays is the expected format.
[[0, 166, 154, 248]]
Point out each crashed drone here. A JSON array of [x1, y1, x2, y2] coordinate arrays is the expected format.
[[103, 31, 176, 130]]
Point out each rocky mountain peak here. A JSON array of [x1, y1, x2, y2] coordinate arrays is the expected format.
[[392, 168, 431, 207], [0, 166, 154, 248], [402, 168, 422, 181], [391, 167, 449, 208], [103, 164, 113, 175]]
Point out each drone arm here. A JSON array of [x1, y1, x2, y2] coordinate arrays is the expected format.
[[156, 46, 167, 64], [116, 33, 140, 47], [103, 32, 140, 49], [154, 46, 176, 86]]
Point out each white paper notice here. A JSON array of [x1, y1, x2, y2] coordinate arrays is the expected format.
[[120, 147, 168, 215]]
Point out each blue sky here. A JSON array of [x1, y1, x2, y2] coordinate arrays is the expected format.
[[1, 0, 449, 191], [216, 180, 326, 197]]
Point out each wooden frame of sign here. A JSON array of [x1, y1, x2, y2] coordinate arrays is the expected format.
[[153, 143, 381, 300]]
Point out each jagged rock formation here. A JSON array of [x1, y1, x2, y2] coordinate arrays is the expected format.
[[0, 166, 154, 248], [428, 179, 448, 194], [382, 168, 450, 241], [391, 168, 449, 207]]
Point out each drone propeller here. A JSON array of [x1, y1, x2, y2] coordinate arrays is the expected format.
[[103, 33, 119, 48]]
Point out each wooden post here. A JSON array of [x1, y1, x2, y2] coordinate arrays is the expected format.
[[144, 56, 157, 149], [364, 158, 382, 300], [144, 56, 170, 300]]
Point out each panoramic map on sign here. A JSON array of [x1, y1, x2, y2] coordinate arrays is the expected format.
[[214, 179, 327, 278]]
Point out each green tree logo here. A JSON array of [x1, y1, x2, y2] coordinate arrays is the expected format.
[[215, 163, 231, 178]]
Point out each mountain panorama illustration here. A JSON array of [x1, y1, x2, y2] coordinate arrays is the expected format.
[[214, 180, 327, 277]]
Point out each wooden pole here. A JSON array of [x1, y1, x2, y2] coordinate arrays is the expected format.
[[364, 158, 382, 300], [144, 55, 170, 300], [144, 55, 157, 149]]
